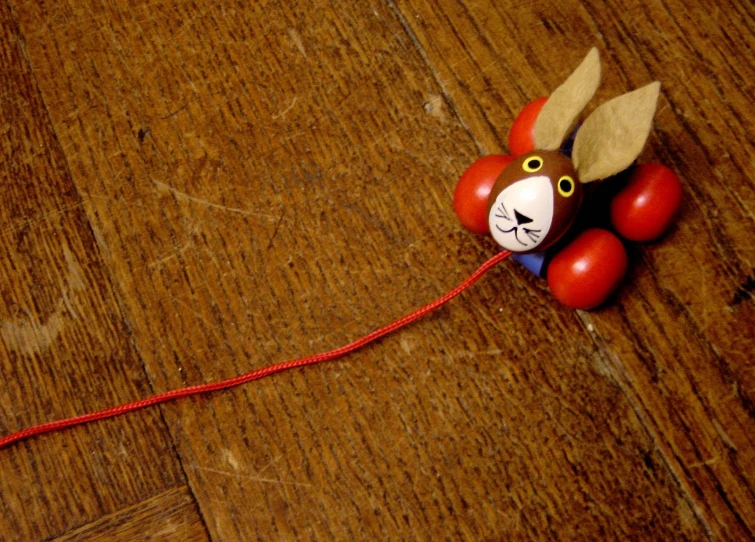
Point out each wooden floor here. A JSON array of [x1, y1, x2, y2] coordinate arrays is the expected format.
[[0, 0, 752, 539]]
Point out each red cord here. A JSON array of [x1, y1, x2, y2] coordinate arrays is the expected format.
[[0, 250, 511, 449]]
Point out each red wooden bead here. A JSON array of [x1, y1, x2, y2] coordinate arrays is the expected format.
[[454, 154, 513, 234], [547, 228, 628, 309], [610, 163, 683, 242], [508, 97, 548, 157]]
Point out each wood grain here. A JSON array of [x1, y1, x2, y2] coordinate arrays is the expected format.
[[0, 1, 205, 539], [53, 485, 208, 541], [0, 0, 752, 539], [393, 0, 755, 538]]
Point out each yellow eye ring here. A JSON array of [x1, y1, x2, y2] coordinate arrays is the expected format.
[[558, 175, 575, 197], [522, 156, 543, 172]]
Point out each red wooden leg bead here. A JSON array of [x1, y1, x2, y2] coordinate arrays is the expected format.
[[508, 97, 548, 157], [547, 228, 628, 310], [610, 163, 683, 242], [454, 154, 514, 234]]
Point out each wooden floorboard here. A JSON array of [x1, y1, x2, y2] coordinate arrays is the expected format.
[[391, 0, 755, 537], [0, 1, 205, 540], [1, 0, 752, 539], [52, 485, 209, 541]]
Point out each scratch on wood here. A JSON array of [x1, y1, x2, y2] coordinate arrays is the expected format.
[[712, 418, 738, 451], [423, 93, 447, 121], [159, 102, 189, 120], [0, 198, 95, 239], [151, 177, 276, 219], [687, 457, 719, 469], [222, 449, 240, 470], [0, 311, 65, 356], [0, 246, 87, 355], [266, 208, 287, 250], [63, 245, 87, 292], [399, 336, 414, 354], [288, 28, 307, 58], [196, 466, 311, 488], [272, 97, 298, 119], [147, 241, 193, 268]]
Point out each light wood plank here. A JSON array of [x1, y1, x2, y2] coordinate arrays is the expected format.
[[0, 1, 202, 540]]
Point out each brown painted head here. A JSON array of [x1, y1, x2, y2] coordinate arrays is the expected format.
[[487, 49, 661, 254]]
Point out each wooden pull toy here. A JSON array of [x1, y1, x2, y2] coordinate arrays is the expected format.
[[0, 48, 683, 449], [453, 48, 683, 309]]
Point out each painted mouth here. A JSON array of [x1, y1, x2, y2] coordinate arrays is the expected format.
[[496, 224, 541, 247], [496, 224, 526, 246]]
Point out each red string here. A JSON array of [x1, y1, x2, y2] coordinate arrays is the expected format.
[[0, 250, 511, 450]]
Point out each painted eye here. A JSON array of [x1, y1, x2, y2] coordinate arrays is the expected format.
[[522, 156, 543, 173], [558, 175, 575, 197]]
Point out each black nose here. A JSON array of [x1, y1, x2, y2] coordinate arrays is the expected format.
[[514, 210, 533, 225]]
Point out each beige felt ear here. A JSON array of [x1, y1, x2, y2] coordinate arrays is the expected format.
[[572, 81, 661, 183], [533, 48, 601, 151]]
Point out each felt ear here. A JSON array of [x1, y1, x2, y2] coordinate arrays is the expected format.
[[572, 81, 661, 183], [533, 48, 602, 151]]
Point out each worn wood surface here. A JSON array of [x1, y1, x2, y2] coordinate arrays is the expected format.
[[0, 0, 751, 539], [0, 1, 205, 539]]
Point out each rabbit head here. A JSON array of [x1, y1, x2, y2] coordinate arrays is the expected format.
[[487, 48, 661, 253]]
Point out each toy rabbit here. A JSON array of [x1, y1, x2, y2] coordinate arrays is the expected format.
[[454, 48, 683, 308]]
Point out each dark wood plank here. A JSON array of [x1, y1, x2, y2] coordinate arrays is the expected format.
[[6, 0, 750, 539], [0, 1, 206, 539], [392, 0, 755, 538], [53, 486, 209, 541]]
